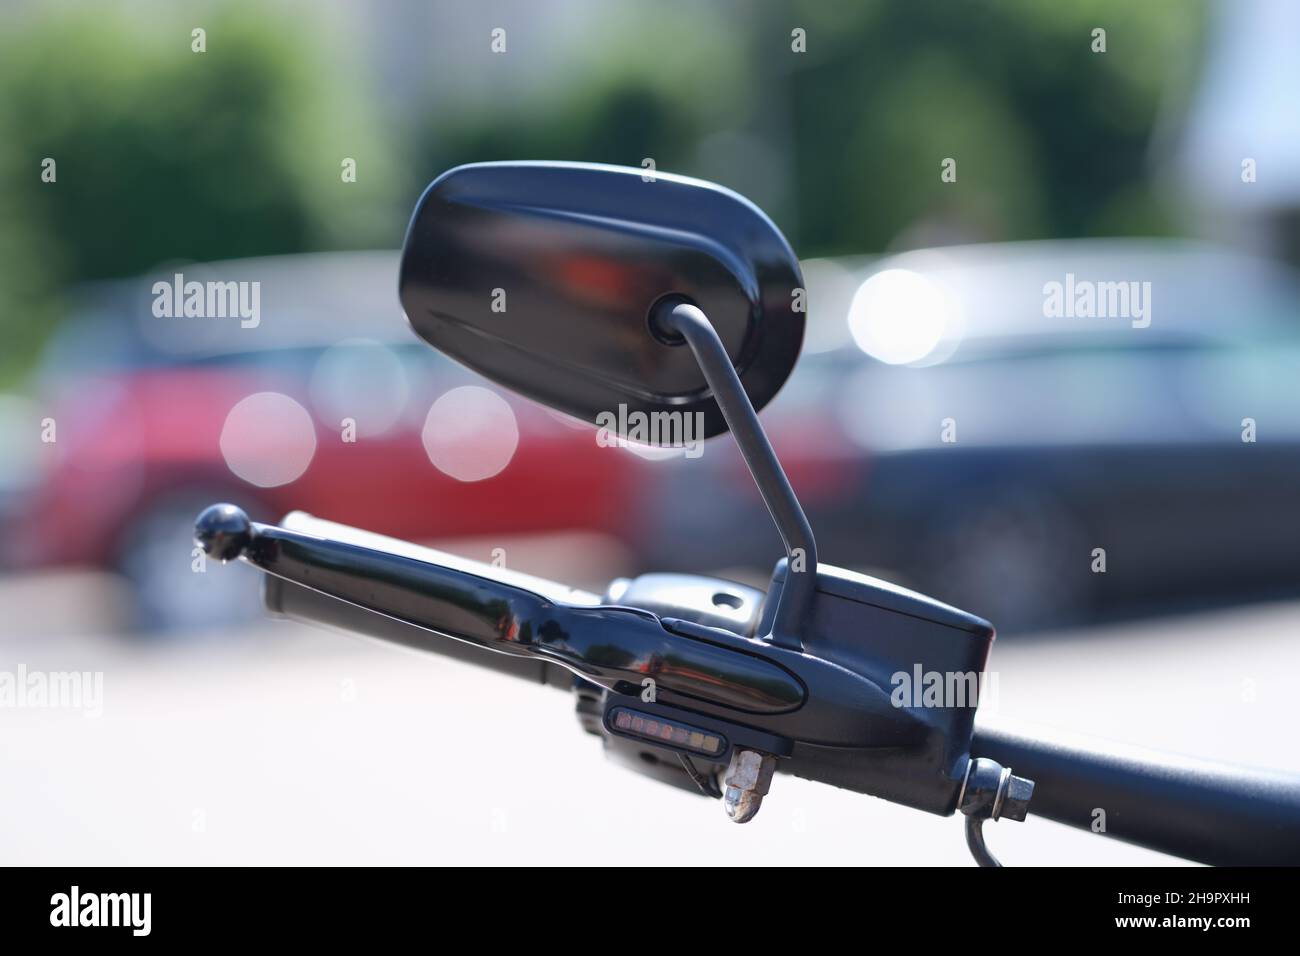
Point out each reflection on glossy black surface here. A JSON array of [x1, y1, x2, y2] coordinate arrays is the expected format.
[[399, 161, 805, 439], [195, 504, 946, 749], [194, 510, 805, 715]]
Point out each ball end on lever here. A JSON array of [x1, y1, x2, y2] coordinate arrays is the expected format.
[[194, 503, 256, 563]]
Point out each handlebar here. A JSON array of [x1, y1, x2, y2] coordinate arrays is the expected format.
[[196, 505, 1300, 865], [271, 564, 1300, 864], [971, 717, 1300, 866]]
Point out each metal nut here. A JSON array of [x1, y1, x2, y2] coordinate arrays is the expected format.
[[999, 773, 1034, 822]]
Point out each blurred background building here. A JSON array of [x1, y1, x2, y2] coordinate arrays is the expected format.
[[1170, 0, 1300, 264]]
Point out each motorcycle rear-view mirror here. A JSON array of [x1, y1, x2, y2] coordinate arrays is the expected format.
[[398, 161, 806, 440]]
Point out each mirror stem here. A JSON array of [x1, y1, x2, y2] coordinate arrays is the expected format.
[[657, 300, 817, 651]]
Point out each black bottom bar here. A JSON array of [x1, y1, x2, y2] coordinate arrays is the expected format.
[[0, 866, 1288, 941]]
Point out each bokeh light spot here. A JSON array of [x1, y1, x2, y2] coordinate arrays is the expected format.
[[422, 386, 519, 482], [848, 268, 956, 365], [308, 338, 409, 437], [220, 392, 317, 487]]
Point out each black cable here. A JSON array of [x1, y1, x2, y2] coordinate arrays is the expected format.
[[965, 815, 1002, 867], [679, 753, 722, 798]]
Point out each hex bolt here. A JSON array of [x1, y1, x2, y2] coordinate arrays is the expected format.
[[959, 758, 1035, 866], [722, 749, 777, 823], [960, 757, 1034, 822], [998, 773, 1035, 822]]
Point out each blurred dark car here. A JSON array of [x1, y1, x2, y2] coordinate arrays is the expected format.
[[1, 252, 639, 631], [640, 240, 1300, 632]]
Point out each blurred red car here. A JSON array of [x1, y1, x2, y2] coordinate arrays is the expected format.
[[3, 252, 639, 630]]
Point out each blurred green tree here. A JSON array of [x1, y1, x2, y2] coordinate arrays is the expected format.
[[412, 7, 747, 184], [411, 0, 1204, 258], [0, 5, 403, 383], [782, 0, 1206, 253], [0, 0, 1208, 385]]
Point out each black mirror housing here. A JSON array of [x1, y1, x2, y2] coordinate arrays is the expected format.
[[398, 161, 805, 439]]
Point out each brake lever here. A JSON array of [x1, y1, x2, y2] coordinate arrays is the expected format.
[[196, 503, 805, 717], [195, 503, 924, 750]]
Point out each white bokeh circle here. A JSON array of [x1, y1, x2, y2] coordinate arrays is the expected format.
[[422, 386, 519, 482], [308, 338, 409, 437], [220, 392, 317, 487], [847, 268, 955, 365]]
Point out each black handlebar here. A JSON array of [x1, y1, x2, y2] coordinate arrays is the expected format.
[[196, 505, 1300, 865], [972, 717, 1300, 865], [274, 562, 1300, 864]]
